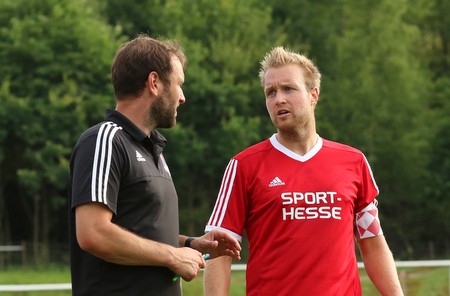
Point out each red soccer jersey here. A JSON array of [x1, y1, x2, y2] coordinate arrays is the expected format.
[[206, 135, 380, 296]]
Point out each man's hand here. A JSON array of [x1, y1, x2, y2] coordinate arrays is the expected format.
[[170, 247, 206, 282], [190, 230, 241, 260]]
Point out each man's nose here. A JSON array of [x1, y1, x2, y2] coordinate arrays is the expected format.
[[179, 90, 186, 104]]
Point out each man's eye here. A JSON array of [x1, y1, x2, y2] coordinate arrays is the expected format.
[[266, 90, 276, 97]]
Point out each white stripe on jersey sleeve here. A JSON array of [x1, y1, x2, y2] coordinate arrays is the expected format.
[[205, 225, 242, 242], [217, 159, 238, 226], [91, 122, 122, 204], [208, 159, 238, 227], [362, 154, 380, 195]]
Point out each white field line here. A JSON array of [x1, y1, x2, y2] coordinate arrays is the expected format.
[[0, 283, 71, 291], [1, 260, 449, 291]]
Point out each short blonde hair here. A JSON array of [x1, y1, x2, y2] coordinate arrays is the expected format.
[[259, 47, 321, 91]]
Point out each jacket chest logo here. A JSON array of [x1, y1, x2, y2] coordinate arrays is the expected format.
[[135, 150, 146, 162]]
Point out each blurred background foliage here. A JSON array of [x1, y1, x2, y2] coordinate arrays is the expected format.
[[0, 0, 448, 265]]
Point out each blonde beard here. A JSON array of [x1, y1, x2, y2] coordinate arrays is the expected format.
[[274, 113, 316, 140]]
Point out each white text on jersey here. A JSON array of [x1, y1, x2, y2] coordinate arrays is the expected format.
[[281, 191, 342, 220]]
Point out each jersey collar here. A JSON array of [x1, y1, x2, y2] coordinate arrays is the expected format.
[[106, 109, 167, 157], [269, 133, 323, 162]]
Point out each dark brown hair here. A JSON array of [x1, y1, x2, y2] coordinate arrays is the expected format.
[[111, 34, 186, 99]]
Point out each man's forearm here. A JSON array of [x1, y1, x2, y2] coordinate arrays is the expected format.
[[204, 256, 232, 296], [359, 236, 404, 295]]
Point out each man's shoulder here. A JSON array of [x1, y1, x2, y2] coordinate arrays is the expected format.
[[73, 122, 127, 155], [322, 138, 364, 156], [79, 121, 123, 140], [233, 138, 272, 161]]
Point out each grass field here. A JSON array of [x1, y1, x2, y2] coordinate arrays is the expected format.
[[0, 265, 448, 295]]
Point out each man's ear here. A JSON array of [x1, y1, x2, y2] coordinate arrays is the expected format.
[[147, 71, 160, 96], [310, 87, 320, 107]]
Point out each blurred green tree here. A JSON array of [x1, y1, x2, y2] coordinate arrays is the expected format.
[[410, 0, 450, 256], [0, 0, 121, 264]]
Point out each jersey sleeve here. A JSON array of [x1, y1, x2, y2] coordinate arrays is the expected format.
[[354, 154, 383, 239], [354, 154, 379, 212], [71, 123, 123, 214], [205, 158, 247, 242]]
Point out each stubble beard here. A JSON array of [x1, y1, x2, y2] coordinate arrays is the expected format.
[[150, 93, 177, 129], [274, 110, 314, 137]]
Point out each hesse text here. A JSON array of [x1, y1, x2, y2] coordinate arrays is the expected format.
[[281, 191, 342, 220]]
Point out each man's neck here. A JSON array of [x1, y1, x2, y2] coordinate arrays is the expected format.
[[115, 96, 154, 135], [275, 129, 318, 156]]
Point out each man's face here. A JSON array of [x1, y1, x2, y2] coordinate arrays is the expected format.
[[263, 64, 318, 133], [151, 57, 186, 129]]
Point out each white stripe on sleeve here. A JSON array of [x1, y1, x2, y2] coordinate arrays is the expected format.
[[91, 122, 122, 204], [362, 154, 379, 195], [208, 159, 238, 227]]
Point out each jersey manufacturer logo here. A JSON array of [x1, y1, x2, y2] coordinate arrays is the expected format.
[[135, 150, 146, 162], [269, 176, 285, 187]]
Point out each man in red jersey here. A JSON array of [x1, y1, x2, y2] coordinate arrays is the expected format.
[[203, 47, 404, 296]]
